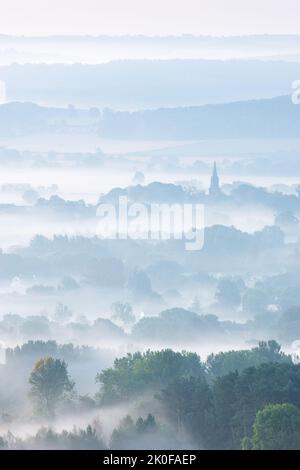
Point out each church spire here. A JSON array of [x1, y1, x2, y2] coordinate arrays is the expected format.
[[209, 161, 221, 197]]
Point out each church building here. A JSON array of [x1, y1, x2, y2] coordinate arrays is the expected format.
[[209, 161, 222, 198]]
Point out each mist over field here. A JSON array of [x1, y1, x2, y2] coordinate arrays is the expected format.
[[1, 3, 300, 451]]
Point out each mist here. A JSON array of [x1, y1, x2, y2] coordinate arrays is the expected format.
[[0, 18, 300, 452]]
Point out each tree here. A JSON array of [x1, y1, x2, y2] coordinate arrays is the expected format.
[[242, 288, 269, 316], [158, 376, 214, 447], [110, 416, 135, 449], [128, 270, 153, 296], [211, 362, 300, 449], [54, 303, 73, 323], [232, 362, 300, 448], [136, 414, 157, 434], [88, 107, 100, 119], [96, 349, 205, 405], [0, 436, 7, 449], [206, 340, 291, 380], [28, 424, 106, 450], [110, 414, 163, 450], [22, 189, 40, 204], [215, 279, 242, 308], [110, 301, 135, 326], [132, 171, 145, 185], [278, 306, 300, 342], [29, 357, 74, 416], [211, 371, 238, 449], [243, 403, 300, 450]]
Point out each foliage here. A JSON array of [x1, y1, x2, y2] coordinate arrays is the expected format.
[[29, 357, 74, 416], [111, 301, 135, 326], [158, 376, 214, 448], [0, 436, 7, 449], [54, 303, 73, 323], [0, 425, 106, 450], [3, 342, 300, 450], [110, 414, 158, 449], [242, 288, 270, 315], [243, 403, 300, 450], [206, 340, 291, 380], [33, 425, 105, 450], [215, 279, 242, 308], [96, 349, 205, 404], [212, 362, 300, 448]]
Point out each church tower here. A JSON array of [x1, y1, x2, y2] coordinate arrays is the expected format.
[[209, 161, 221, 197]]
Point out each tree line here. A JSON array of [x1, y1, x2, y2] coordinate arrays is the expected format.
[[1, 340, 299, 449]]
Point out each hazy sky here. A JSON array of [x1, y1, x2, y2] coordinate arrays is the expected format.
[[1, 0, 300, 36]]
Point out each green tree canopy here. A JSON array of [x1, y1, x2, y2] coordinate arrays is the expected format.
[[212, 362, 300, 449], [110, 414, 158, 449], [158, 376, 213, 448], [96, 349, 205, 404], [243, 403, 300, 450], [206, 340, 291, 380], [29, 357, 74, 416]]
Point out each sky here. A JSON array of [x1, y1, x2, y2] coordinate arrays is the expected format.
[[1, 0, 300, 36]]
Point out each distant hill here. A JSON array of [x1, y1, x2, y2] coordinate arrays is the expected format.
[[0, 34, 300, 64], [100, 95, 300, 139], [0, 95, 299, 140], [0, 59, 299, 109], [0, 102, 93, 136]]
